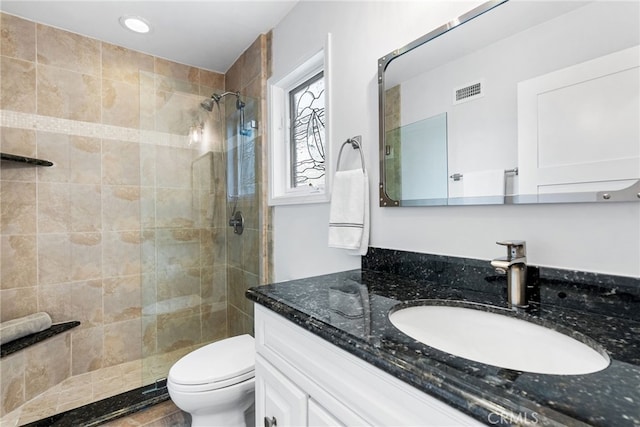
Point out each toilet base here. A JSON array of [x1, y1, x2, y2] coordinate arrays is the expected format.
[[168, 377, 255, 427], [191, 402, 254, 427]]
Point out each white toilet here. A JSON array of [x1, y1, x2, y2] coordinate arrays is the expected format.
[[167, 334, 256, 427]]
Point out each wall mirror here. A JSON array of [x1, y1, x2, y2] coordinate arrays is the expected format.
[[378, 0, 639, 207]]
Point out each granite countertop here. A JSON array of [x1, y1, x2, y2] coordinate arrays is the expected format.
[[246, 260, 640, 426]]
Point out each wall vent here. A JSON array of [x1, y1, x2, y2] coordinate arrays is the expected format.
[[453, 80, 484, 104]]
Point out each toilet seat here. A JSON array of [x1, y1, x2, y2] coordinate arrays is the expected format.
[[168, 334, 255, 393]]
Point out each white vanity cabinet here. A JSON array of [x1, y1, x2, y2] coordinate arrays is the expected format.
[[254, 305, 483, 427]]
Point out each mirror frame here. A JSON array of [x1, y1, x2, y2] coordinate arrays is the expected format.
[[377, 0, 640, 207]]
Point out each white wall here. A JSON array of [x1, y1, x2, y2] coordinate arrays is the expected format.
[[271, 1, 640, 281]]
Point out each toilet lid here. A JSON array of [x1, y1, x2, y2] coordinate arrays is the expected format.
[[169, 334, 255, 386]]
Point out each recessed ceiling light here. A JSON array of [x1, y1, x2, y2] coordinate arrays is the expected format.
[[119, 15, 151, 34]]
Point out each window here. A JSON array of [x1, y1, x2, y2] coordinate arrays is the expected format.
[[268, 35, 331, 205], [289, 71, 325, 190]]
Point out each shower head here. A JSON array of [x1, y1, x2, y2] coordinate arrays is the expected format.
[[200, 97, 216, 112], [200, 91, 242, 112]]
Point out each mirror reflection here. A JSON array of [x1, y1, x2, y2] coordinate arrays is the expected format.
[[378, 0, 640, 207]]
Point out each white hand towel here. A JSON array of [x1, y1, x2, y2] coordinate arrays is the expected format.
[[0, 312, 52, 345], [462, 169, 505, 197], [329, 169, 369, 255]]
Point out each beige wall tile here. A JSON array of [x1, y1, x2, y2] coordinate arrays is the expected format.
[[213, 266, 227, 303], [103, 231, 142, 277], [69, 233, 102, 281], [0, 287, 37, 322], [155, 146, 193, 189], [154, 90, 201, 135], [0, 56, 36, 113], [242, 36, 264, 86], [36, 24, 100, 76], [1, 235, 37, 290], [227, 228, 242, 268], [139, 143, 156, 187], [224, 56, 242, 94], [227, 266, 257, 315], [156, 188, 194, 228], [103, 319, 142, 366], [140, 187, 156, 230], [37, 182, 70, 233], [37, 233, 102, 285], [156, 267, 200, 302], [201, 305, 227, 343], [199, 70, 224, 93], [70, 184, 102, 232], [242, 74, 264, 105], [36, 132, 101, 185], [71, 326, 104, 374], [102, 139, 140, 185], [227, 304, 253, 337], [241, 228, 259, 276], [0, 352, 25, 416], [154, 57, 199, 82], [24, 333, 71, 401], [102, 79, 140, 128], [141, 273, 157, 309], [103, 275, 142, 323], [37, 65, 101, 122], [102, 185, 141, 231], [69, 280, 103, 329], [199, 229, 215, 267], [212, 195, 227, 229], [139, 77, 156, 131], [156, 228, 201, 270], [0, 127, 37, 181], [1, 180, 36, 234], [142, 314, 157, 356], [38, 183, 102, 233], [1, 13, 36, 61], [37, 282, 71, 323], [102, 43, 153, 85], [156, 310, 200, 353], [37, 234, 71, 285], [141, 229, 156, 274]]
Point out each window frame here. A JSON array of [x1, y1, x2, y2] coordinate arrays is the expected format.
[[268, 35, 332, 206]]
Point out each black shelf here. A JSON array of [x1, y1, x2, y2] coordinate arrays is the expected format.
[[1, 152, 54, 167], [0, 321, 80, 358]]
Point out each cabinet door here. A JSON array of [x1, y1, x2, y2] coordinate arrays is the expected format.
[[255, 355, 307, 427], [308, 399, 345, 427]]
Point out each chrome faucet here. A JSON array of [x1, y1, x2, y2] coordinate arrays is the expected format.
[[491, 240, 528, 308]]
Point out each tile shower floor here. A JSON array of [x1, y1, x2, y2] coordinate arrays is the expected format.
[[1, 347, 194, 426]]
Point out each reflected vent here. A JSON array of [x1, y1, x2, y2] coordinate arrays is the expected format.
[[453, 80, 484, 104]]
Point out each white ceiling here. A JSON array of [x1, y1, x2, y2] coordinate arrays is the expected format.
[[0, 1, 298, 73]]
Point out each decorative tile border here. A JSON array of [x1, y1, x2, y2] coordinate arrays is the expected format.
[[0, 110, 191, 148]]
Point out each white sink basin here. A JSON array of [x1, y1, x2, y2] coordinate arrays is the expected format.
[[389, 304, 609, 375]]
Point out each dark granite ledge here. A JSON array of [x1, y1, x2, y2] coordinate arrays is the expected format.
[[0, 321, 80, 358], [0, 152, 54, 167], [23, 380, 170, 427]]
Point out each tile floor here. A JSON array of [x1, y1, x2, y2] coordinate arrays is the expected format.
[[100, 400, 190, 427], [1, 346, 195, 426]]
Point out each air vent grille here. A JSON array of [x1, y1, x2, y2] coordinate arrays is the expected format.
[[453, 80, 484, 104]]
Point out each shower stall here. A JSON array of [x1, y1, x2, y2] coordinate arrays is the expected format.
[[0, 16, 270, 424], [138, 71, 264, 387]]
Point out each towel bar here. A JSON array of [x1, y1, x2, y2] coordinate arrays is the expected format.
[[336, 136, 365, 172], [449, 167, 518, 181]]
